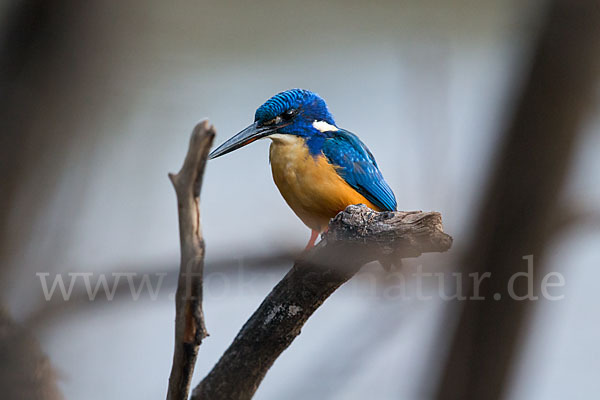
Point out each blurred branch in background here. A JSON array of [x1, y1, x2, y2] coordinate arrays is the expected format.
[[0, 0, 47, 267], [0, 307, 62, 400], [550, 205, 600, 237], [0, 0, 83, 284], [192, 205, 452, 400], [434, 1, 600, 399], [1, 2, 82, 399]]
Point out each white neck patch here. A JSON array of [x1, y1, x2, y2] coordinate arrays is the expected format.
[[269, 133, 300, 144], [312, 120, 338, 132]]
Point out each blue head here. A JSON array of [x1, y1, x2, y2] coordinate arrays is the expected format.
[[209, 89, 336, 159], [254, 89, 335, 132]]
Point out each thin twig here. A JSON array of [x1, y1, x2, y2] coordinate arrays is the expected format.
[[166, 121, 215, 400], [191, 205, 452, 400]]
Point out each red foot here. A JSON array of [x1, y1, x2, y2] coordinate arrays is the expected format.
[[304, 229, 320, 251]]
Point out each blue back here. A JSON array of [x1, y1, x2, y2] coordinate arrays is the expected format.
[[321, 129, 397, 211]]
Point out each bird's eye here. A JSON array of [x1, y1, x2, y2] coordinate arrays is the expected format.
[[281, 109, 296, 121], [262, 110, 294, 126]]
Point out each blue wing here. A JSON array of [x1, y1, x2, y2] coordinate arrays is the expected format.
[[321, 129, 397, 211]]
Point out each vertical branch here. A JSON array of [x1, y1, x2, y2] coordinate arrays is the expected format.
[[434, 1, 600, 399], [167, 121, 215, 400]]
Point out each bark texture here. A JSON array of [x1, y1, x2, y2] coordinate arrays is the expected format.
[[192, 205, 452, 400], [167, 121, 215, 400]]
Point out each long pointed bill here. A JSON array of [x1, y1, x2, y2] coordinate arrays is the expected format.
[[209, 122, 277, 159]]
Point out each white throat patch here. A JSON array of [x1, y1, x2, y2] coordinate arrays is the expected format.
[[269, 133, 299, 144], [312, 120, 338, 132]]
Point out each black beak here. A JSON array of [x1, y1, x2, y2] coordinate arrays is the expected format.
[[209, 122, 278, 159]]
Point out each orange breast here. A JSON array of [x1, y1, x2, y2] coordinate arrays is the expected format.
[[269, 134, 379, 232]]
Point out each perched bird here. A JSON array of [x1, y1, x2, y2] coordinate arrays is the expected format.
[[209, 89, 397, 249]]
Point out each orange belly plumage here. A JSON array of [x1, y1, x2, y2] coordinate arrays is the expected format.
[[269, 134, 379, 232]]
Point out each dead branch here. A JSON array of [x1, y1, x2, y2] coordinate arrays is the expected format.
[[434, 1, 600, 399], [191, 205, 452, 400], [166, 121, 215, 400]]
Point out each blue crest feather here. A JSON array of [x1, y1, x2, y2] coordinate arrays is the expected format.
[[254, 89, 335, 126]]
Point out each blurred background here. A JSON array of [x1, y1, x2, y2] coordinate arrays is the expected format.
[[1, 0, 599, 399]]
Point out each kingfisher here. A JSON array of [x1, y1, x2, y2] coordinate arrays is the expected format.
[[209, 89, 397, 249]]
